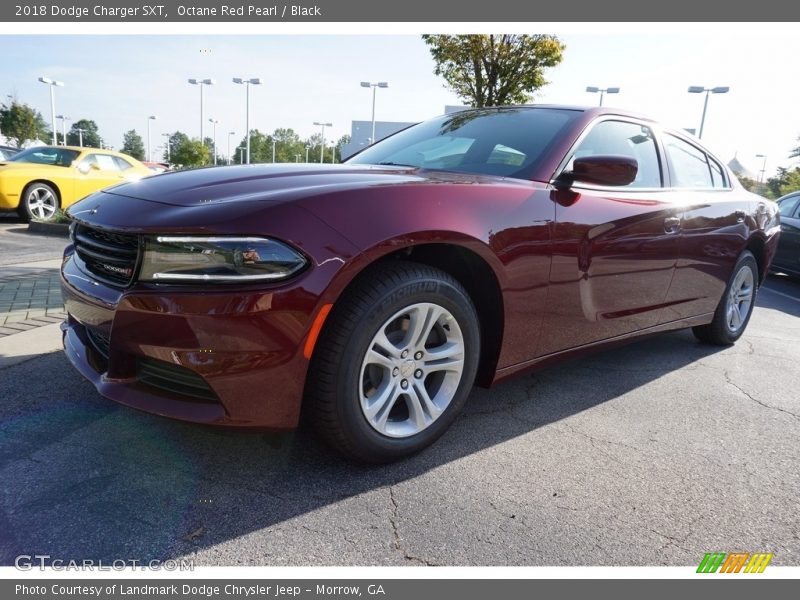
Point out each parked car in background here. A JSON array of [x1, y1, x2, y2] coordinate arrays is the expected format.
[[142, 161, 171, 174], [61, 106, 780, 462], [0, 145, 19, 160], [772, 191, 800, 277], [0, 145, 151, 221]]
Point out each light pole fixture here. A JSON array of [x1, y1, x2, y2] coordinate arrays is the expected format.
[[360, 81, 389, 146], [187, 78, 215, 144], [688, 86, 730, 139], [208, 118, 219, 165], [75, 128, 86, 148], [756, 154, 768, 188], [56, 115, 70, 146], [162, 133, 171, 161], [232, 77, 263, 164], [227, 131, 235, 165], [313, 121, 332, 163], [147, 115, 158, 162], [38, 76, 64, 146], [585, 86, 620, 107]]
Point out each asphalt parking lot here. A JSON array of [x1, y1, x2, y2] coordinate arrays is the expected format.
[[1, 216, 799, 566]]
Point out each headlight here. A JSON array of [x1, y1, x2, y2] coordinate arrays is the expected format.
[[139, 236, 307, 283]]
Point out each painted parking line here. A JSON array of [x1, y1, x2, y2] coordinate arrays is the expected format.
[[760, 286, 800, 304]]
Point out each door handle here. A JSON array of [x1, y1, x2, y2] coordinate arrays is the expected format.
[[735, 210, 747, 223], [663, 217, 681, 234]]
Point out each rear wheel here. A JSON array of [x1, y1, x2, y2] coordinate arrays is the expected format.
[[693, 250, 758, 345], [20, 182, 59, 222], [306, 262, 480, 463]]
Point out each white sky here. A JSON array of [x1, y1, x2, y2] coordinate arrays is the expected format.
[[2, 28, 797, 178]]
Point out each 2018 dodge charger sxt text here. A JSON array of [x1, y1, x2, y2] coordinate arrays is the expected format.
[[61, 106, 780, 462]]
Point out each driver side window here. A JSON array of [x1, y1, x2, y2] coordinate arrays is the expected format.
[[569, 120, 663, 188]]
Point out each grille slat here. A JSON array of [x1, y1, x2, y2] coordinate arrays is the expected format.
[[73, 224, 139, 287], [138, 357, 218, 402]]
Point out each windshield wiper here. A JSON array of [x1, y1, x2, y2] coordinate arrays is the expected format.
[[376, 162, 417, 168]]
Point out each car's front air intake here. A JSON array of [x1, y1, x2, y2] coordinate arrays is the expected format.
[[73, 224, 140, 287]]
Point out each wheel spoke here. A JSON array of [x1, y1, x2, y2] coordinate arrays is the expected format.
[[730, 304, 742, 329], [364, 382, 400, 428], [423, 341, 464, 372], [373, 329, 401, 359], [406, 387, 432, 430], [365, 348, 394, 370], [404, 304, 444, 350]]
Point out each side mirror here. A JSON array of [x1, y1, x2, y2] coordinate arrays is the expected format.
[[76, 161, 91, 174], [556, 155, 638, 188]]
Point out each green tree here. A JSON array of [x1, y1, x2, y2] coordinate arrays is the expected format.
[[171, 137, 209, 168], [121, 129, 145, 160], [422, 34, 565, 107], [0, 101, 50, 148], [67, 119, 103, 148], [766, 167, 800, 198], [164, 131, 190, 162], [733, 172, 758, 193], [335, 134, 351, 162]]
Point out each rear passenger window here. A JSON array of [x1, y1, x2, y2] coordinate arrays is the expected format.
[[779, 195, 800, 217], [708, 157, 727, 188], [114, 156, 134, 171], [665, 135, 714, 188], [569, 120, 662, 188]]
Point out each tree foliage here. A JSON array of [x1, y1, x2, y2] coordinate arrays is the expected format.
[[734, 172, 758, 193], [767, 167, 800, 198], [171, 137, 209, 168], [67, 119, 103, 148], [422, 34, 565, 107], [0, 101, 50, 148], [121, 129, 145, 160], [790, 136, 800, 159]]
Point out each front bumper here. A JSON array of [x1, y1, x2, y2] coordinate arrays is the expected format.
[[60, 251, 324, 429]]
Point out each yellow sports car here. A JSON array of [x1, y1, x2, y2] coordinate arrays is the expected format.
[[0, 145, 152, 221]]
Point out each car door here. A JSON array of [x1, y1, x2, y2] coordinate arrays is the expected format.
[[659, 134, 749, 320], [538, 118, 680, 356], [774, 193, 800, 274], [74, 153, 129, 201]]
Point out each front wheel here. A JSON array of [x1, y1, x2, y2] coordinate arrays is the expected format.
[[21, 182, 60, 221], [693, 250, 758, 345], [306, 262, 480, 463]]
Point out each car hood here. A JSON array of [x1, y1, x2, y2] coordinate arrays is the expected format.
[[101, 163, 505, 207]]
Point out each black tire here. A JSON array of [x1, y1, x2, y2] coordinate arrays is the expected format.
[[20, 182, 60, 222], [306, 261, 480, 463], [692, 250, 758, 345]]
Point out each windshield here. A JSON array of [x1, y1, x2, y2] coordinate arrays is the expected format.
[[347, 107, 580, 179], [7, 147, 80, 167]]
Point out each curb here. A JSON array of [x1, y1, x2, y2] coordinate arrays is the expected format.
[[27, 221, 70, 237]]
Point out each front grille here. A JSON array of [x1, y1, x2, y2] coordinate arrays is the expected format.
[[73, 224, 140, 287], [138, 357, 218, 403], [86, 327, 110, 361]]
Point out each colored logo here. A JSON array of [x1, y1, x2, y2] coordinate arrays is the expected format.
[[697, 552, 773, 573]]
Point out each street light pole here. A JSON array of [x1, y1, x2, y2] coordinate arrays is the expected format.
[[360, 81, 389, 145], [585, 86, 620, 107], [56, 115, 69, 145], [688, 86, 730, 139], [313, 121, 332, 163], [147, 115, 157, 162], [272, 140, 276, 163], [756, 154, 768, 191], [188, 78, 215, 145], [227, 131, 235, 165], [233, 78, 263, 164], [38, 77, 64, 146], [76, 128, 85, 148], [305, 145, 310, 163], [208, 118, 219, 165]]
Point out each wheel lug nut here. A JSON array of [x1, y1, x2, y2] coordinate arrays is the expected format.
[[401, 350, 408, 358], [400, 379, 409, 389], [392, 367, 399, 377], [414, 369, 423, 379], [414, 351, 423, 360]]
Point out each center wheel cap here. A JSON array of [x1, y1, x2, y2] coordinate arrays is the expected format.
[[399, 360, 416, 379]]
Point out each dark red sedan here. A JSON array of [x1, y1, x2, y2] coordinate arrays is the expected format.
[[61, 106, 780, 462]]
